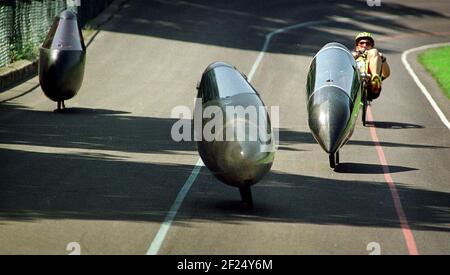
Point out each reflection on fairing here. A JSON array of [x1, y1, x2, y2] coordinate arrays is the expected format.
[[39, 10, 86, 111], [306, 42, 362, 168], [198, 61, 255, 103]]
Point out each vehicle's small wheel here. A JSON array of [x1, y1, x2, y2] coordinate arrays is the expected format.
[[329, 153, 336, 169], [362, 86, 368, 126], [336, 150, 340, 165], [362, 101, 367, 126], [239, 186, 253, 209]]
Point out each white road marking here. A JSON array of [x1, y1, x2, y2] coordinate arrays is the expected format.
[[401, 42, 450, 131], [247, 20, 327, 82], [146, 158, 203, 255]]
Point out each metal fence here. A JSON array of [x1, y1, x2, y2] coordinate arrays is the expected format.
[[0, 0, 114, 68]]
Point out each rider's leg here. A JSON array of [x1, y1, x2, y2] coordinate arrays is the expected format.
[[367, 48, 382, 75], [367, 48, 382, 95], [381, 61, 390, 79]]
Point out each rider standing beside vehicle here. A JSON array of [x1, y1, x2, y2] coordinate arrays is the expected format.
[[352, 32, 390, 99]]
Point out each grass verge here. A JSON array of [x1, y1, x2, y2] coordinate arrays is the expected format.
[[418, 46, 450, 99]]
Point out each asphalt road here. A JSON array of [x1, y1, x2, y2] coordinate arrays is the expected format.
[[0, 0, 449, 254]]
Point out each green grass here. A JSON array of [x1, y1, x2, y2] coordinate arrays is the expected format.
[[82, 23, 97, 41], [10, 42, 39, 63], [6, 24, 96, 67], [418, 46, 450, 99]]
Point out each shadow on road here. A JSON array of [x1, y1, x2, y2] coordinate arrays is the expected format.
[[101, 0, 449, 56], [368, 121, 425, 129], [334, 162, 418, 174], [0, 105, 448, 233], [1, 146, 449, 233], [190, 169, 450, 233], [0, 103, 196, 154], [0, 102, 198, 224], [279, 128, 449, 150]]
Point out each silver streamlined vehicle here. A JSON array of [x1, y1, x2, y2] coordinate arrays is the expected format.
[[39, 9, 86, 111], [196, 62, 275, 208], [306, 42, 362, 168]]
